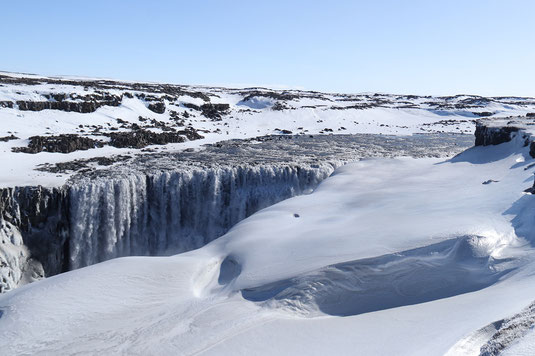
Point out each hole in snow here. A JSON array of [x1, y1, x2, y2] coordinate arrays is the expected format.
[[218, 256, 242, 285]]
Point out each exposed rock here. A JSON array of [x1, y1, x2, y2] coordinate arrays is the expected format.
[[200, 103, 230, 120], [176, 127, 204, 141], [0, 74, 212, 103], [272, 102, 289, 111], [12, 134, 104, 154], [530, 142, 535, 158], [0, 134, 18, 142], [184, 103, 230, 120], [242, 90, 299, 102], [36, 155, 132, 174], [474, 123, 520, 146], [147, 102, 166, 114], [15, 93, 122, 113], [183, 103, 201, 111], [108, 129, 186, 148], [473, 112, 494, 117]]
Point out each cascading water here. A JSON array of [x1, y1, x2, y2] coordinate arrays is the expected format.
[[68, 163, 337, 270]]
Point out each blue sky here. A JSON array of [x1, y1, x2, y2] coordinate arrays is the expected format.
[[2, 0, 534, 96]]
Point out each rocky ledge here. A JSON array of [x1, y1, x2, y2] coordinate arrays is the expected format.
[[11, 127, 205, 153], [474, 115, 535, 157]]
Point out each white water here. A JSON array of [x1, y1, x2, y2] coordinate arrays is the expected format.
[[68, 163, 336, 269]]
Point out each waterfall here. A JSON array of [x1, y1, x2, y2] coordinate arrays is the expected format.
[[68, 163, 336, 270]]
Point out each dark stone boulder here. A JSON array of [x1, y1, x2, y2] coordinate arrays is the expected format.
[[272, 102, 289, 111], [108, 129, 186, 148], [473, 112, 493, 117], [183, 103, 229, 120], [183, 103, 200, 111], [474, 123, 520, 146], [176, 127, 204, 141], [200, 103, 230, 120], [14, 93, 122, 113], [12, 134, 104, 154], [530, 142, 535, 158], [147, 102, 166, 114], [0, 134, 18, 142], [242, 91, 298, 102]]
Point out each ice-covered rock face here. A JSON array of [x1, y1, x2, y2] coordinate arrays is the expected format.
[[0, 220, 44, 293]]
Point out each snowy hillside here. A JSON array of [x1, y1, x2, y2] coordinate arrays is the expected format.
[[3, 71, 535, 355], [1, 71, 535, 187]]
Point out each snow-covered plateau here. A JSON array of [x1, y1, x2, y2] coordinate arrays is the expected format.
[[2, 72, 535, 355]]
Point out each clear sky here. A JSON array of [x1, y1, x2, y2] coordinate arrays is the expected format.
[[2, 0, 534, 96]]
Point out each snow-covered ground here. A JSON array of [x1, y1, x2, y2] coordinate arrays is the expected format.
[[1, 71, 535, 187], [2, 128, 535, 355]]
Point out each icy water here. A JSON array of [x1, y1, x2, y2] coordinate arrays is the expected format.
[[75, 133, 474, 178]]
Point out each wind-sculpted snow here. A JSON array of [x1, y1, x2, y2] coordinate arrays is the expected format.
[[240, 236, 514, 317]]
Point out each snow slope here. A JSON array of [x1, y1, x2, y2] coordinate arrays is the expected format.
[[2, 132, 535, 355]]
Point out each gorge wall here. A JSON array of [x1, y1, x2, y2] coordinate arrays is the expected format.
[[0, 162, 336, 292]]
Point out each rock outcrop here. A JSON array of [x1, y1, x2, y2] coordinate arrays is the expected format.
[[474, 122, 520, 146], [12, 134, 104, 154]]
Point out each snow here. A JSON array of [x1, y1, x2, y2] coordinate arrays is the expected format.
[[4, 72, 535, 354], [502, 328, 535, 356], [3, 132, 535, 354], [1, 71, 535, 188]]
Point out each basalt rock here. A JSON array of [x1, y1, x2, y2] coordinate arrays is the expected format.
[[108, 129, 186, 148], [0, 135, 18, 142], [147, 102, 166, 114], [0, 186, 70, 277], [200, 103, 230, 120], [183, 103, 230, 120], [12, 134, 104, 154], [474, 123, 520, 146], [15, 94, 122, 113]]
